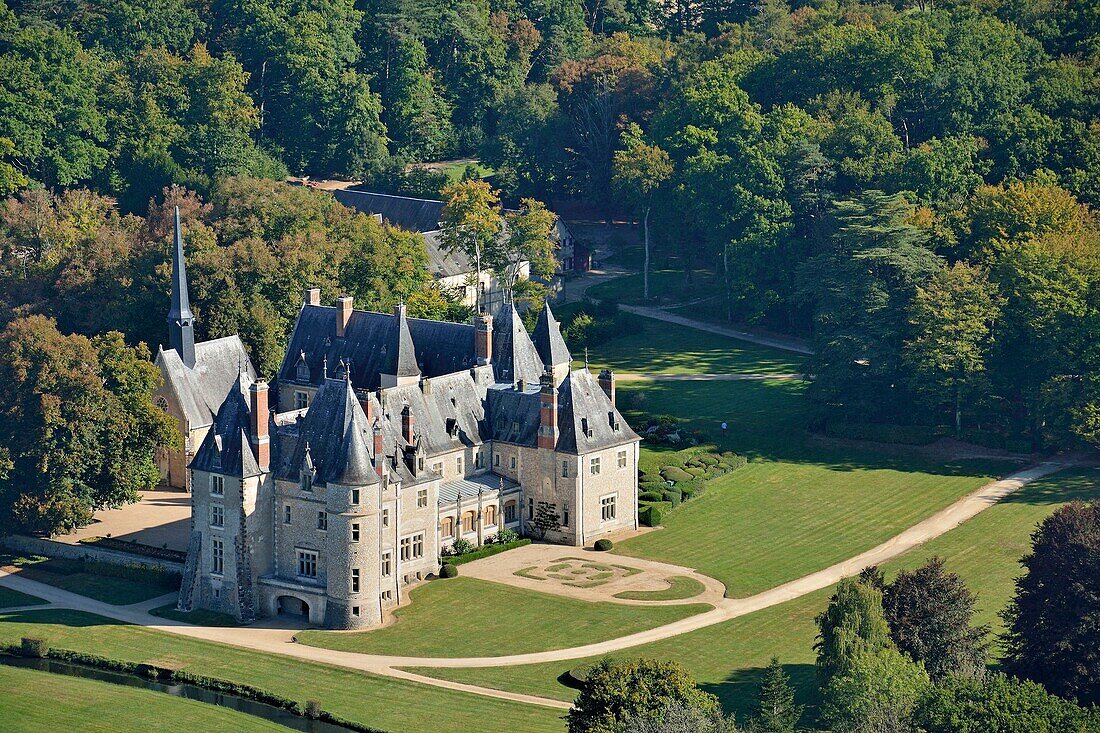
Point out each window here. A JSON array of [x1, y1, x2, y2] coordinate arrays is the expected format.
[[351, 523, 360, 542], [284, 505, 292, 524], [475, 451, 483, 468], [300, 472, 312, 493], [317, 511, 327, 531], [352, 606, 360, 617], [618, 450, 627, 468], [210, 504, 224, 528], [351, 488, 359, 505], [382, 508, 389, 527], [561, 461, 569, 478], [461, 511, 475, 534], [297, 549, 318, 578], [294, 391, 308, 410], [590, 457, 601, 475], [210, 475, 224, 496], [381, 589, 392, 601], [417, 488, 428, 508], [456, 456, 463, 474], [562, 502, 569, 528], [400, 533, 424, 561], [494, 453, 500, 467], [351, 569, 360, 593], [381, 551, 392, 577], [528, 498, 534, 520], [211, 538, 223, 574], [432, 461, 442, 474], [504, 501, 516, 523], [600, 494, 617, 522], [484, 505, 496, 526], [510, 456, 516, 470], [441, 516, 455, 538]]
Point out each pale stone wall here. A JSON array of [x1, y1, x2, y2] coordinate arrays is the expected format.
[[323, 479, 382, 629], [273, 477, 330, 594], [576, 442, 638, 544]]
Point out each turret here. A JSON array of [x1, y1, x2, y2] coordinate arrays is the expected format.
[[167, 206, 196, 369]]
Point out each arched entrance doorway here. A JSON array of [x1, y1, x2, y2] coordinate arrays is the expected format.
[[276, 595, 309, 618]]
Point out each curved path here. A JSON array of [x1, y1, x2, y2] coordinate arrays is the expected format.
[[0, 460, 1070, 710], [619, 305, 813, 355]]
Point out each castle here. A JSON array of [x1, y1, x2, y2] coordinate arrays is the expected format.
[[161, 209, 640, 628]]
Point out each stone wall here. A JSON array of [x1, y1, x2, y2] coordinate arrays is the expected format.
[[2, 534, 184, 572]]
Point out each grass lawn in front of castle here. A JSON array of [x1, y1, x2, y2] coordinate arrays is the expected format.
[[0, 586, 46, 609], [0, 554, 176, 606], [0, 664, 290, 733], [404, 466, 1100, 725], [0, 608, 566, 733], [295, 576, 710, 657]]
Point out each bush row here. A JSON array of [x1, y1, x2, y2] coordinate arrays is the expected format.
[[637, 447, 747, 524], [442, 538, 531, 567], [14, 554, 181, 589], [77, 536, 187, 563], [4, 644, 387, 733]]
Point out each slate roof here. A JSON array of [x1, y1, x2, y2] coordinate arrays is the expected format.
[[333, 189, 444, 233], [385, 305, 421, 379], [491, 302, 544, 385], [533, 302, 571, 367], [439, 473, 520, 505], [277, 306, 476, 393], [190, 373, 261, 477], [556, 369, 638, 453], [422, 230, 476, 278], [158, 336, 257, 428]]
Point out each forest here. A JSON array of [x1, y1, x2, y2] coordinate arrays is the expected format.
[[0, 0, 1098, 523]]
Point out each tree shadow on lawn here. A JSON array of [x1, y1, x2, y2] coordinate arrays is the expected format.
[[702, 663, 819, 729], [620, 379, 1016, 479], [997, 468, 1100, 507], [0, 608, 129, 630]]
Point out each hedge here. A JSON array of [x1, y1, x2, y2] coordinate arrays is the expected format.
[[660, 466, 693, 483], [639, 504, 664, 527], [639, 480, 668, 494], [661, 489, 682, 507], [444, 538, 531, 566], [77, 536, 187, 563], [639, 491, 664, 503], [22, 556, 180, 589]]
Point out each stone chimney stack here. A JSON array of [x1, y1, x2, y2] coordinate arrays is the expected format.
[[401, 403, 415, 444], [336, 295, 353, 338], [598, 369, 616, 407], [475, 311, 493, 366], [372, 421, 384, 478], [538, 368, 558, 450], [249, 381, 270, 471], [304, 287, 320, 306]]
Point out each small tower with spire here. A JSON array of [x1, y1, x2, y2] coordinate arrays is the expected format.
[[167, 206, 196, 369]]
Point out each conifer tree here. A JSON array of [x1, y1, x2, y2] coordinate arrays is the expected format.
[[751, 657, 802, 732]]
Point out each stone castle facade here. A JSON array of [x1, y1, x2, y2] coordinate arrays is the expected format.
[[163, 211, 640, 628]]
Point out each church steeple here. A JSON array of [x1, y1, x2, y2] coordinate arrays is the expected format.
[[167, 205, 196, 369]]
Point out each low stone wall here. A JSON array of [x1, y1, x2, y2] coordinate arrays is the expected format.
[[2, 534, 184, 572]]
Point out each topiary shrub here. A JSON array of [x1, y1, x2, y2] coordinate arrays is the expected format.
[[662, 489, 682, 507], [639, 480, 668, 494], [639, 491, 664, 503], [660, 466, 692, 483], [21, 637, 47, 658], [696, 453, 719, 466], [679, 484, 697, 501], [439, 563, 458, 578], [685, 466, 706, 478], [594, 538, 613, 551], [639, 504, 664, 527]]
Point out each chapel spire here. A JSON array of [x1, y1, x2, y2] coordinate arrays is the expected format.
[[167, 205, 196, 369]]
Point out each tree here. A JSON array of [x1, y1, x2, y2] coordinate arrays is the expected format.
[[750, 657, 802, 732], [1002, 501, 1100, 705], [532, 501, 562, 540], [0, 316, 179, 534], [568, 658, 721, 733], [882, 557, 989, 680], [500, 198, 559, 293], [438, 180, 502, 313], [385, 34, 453, 160], [821, 646, 931, 733], [613, 123, 671, 300], [905, 263, 1003, 436], [626, 700, 737, 733], [814, 578, 893, 686]]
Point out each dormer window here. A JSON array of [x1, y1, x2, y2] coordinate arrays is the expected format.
[[212, 436, 222, 468], [581, 418, 593, 438], [301, 471, 313, 493], [446, 418, 459, 439], [609, 411, 620, 431], [295, 351, 310, 382]]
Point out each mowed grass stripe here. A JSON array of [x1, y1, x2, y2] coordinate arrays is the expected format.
[[0, 609, 565, 733], [0, 664, 289, 733], [295, 577, 709, 657]]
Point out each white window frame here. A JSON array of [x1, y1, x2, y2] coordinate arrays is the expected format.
[[590, 456, 601, 475], [351, 568, 360, 593], [617, 450, 627, 468], [210, 475, 224, 496], [400, 533, 424, 561], [600, 494, 617, 523], [381, 551, 392, 577], [351, 522, 360, 542], [317, 511, 327, 531], [210, 504, 224, 528], [211, 538, 224, 575], [417, 489, 428, 508], [296, 549, 318, 579], [283, 505, 292, 524]]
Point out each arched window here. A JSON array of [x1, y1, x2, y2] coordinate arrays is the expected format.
[[484, 505, 496, 527], [440, 517, 454, 538], [461, 511, 475, 534]]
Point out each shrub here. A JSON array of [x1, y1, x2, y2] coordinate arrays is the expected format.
[[491, 527, 519, 545], [451, 537, 475, 555], [639, 481, 668, 494], [679, 484, 698, 501], [660, 466, 693, 483], [305, 700, 322, 719], [439, 563, 458, 578], [685, 466, 706, 478], [594, 539, 613, 552], [21, 637, 47, 658], [696, 454, 719, 466], [662, 489, 682, 507], [639, 491, 664, 502], [640, 503, 671, 527], [446, 538, 531, 566]]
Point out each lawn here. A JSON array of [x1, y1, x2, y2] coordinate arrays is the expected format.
[[612, 379, 1016, 597], [149, 602, 241, 627], [586, 269, 724, 307], [613, 575, 706, 601], [0, 587, 46, 609], [0, 664, 288, 732], [405, 467, 1100, 725], [0, 608, 565, 733], [296, 577, 709, 657], [1, 554, 177, 605]]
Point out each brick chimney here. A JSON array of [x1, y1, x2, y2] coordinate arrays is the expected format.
[[372, 421, 384, 478], [598, 369, 616, 407], [401, 403, 415, 444], [304, 287, 320, 306], [475, 311, 493, 366], [335, 295, 353, 338], [249, 381, 270, 472], [538, 369, 558, 450]]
